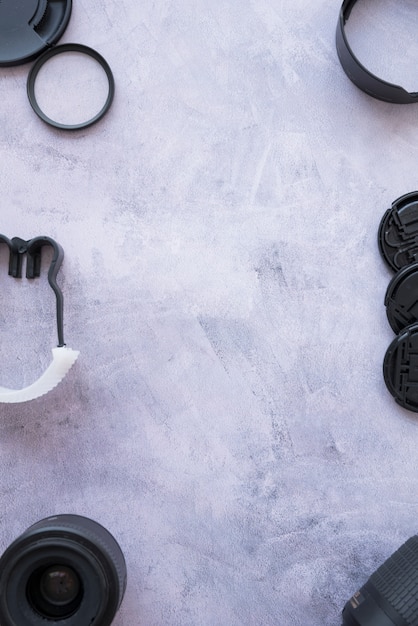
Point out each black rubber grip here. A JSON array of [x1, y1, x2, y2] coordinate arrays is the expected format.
[[368, 536, 418, 625]]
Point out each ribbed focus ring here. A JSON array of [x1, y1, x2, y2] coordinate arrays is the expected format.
[[369, 536, 418, 625]]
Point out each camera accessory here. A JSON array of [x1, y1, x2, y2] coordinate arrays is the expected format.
[[0, 0, 72, 67], [336, 0, 418, 104], [342, 535, 418, 625], [0, 235, 79, 403], [0, 1, 114, 129], [385, 262, 418, 334], [0, 514, 127, 625], [27, 43, 115, 130], [383, 322, 418, 413], [378, 192, 418, 272]]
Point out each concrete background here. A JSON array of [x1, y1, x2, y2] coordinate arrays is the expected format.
[[1, 0, 418, 624]]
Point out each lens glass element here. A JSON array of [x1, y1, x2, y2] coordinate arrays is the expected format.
[[40, 565, 81, 606], [27, 564, 83, 619]]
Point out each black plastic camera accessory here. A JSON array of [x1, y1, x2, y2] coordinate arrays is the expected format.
[[336, 0, 418, 104], [385, 262, 418, 334], [383, 322, 418, 413], [0, 234, 65, 346], [378, 195, 418, 412], [0, 514, 127, 625], [27, 43, 115, 130], [0, 0, 114, 129], [378, 192, 418, 272], [0, 234, 79, 403], [342, 535, 418, 625], [0, 0, 72, 67]]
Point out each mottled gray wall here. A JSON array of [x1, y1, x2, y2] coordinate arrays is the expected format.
[[1, 1, 418, 625]]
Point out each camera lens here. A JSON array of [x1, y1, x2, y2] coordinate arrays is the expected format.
[[0, 514, 127, 625], [342, 536, 418, 625]]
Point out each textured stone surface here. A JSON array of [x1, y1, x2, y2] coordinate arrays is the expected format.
[[1, 1, 418, 624]]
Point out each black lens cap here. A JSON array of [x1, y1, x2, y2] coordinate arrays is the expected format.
[[378, 192, 418, 272], [383, 322, 418, 412], [0, 0, 72, 67], [385, 263, 418, 334]]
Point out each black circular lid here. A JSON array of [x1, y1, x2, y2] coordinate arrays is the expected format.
[[378, 191, 418, 272], [0, 0, 72, 67], [383, 322, 418, 412], [385, 262, 418, 334]]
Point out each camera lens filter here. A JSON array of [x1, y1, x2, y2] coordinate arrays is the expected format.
[[379, 193, 418, 412], [27, 43, 115, 130]]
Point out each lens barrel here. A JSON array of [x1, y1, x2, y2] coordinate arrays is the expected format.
[[342, 536, 418, 625], [0, 514, 127, 625]]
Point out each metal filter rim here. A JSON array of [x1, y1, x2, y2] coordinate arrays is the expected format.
[[27, 43, 115, 130]]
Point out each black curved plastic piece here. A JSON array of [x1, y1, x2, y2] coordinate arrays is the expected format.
[[383, 322, 418, 413], [0, 0, 72, 67], [0, 234, 65, 347], [0, 234, 16, 277], [27, 43, 115, 130], [336, 0, 418, 104], [378, 192, 418, 272]]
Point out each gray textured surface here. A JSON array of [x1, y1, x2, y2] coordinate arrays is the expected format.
[[1, 1, 418, 624]]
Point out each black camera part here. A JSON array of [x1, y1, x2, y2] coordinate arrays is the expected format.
[[336, 0, 418, 104], [378, 192, 418, 272], [0, 514, 127, 626], [385, 262, 418, 335], [0, 234, 65, 346], [27, 43, 115, 130], [342, 535, 418, 625], [0, 0, 72, 67], [0, 234, 79, 403], [0, 2, 114, 129], [383, 322, 418, 413]]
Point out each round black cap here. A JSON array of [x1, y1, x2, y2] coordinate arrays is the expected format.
[[385, 263, 418, 334], [0, 0, 72, 67], [383, 322, 418, 412], [378, 192, 418, 271]]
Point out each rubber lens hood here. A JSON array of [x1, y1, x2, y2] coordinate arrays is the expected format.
[[336, 0, 418, 104], [0, 514, 127, 626]]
